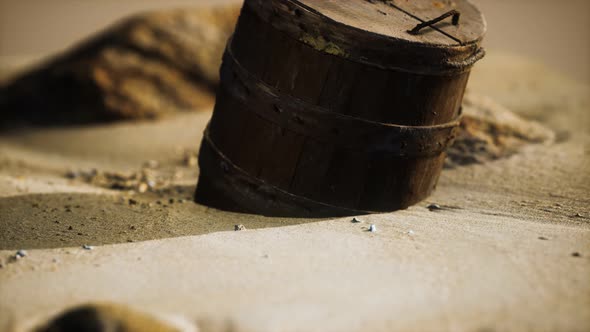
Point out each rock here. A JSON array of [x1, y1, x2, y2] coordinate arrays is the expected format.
[[16, 250, 27, 259], [445, 93, 555, 168], [0, 4, 240, 127], [34, 303, 183, 332], [427, 203, 442, 211], [234, 224, 246, 231]]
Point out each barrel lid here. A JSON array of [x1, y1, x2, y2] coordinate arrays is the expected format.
[[295, 0, 486, 47], [244, 0, 487, 74]]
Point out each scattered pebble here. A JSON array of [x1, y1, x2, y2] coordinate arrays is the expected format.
[[15, 250, 27, 259], [183, 151, 198, 167], [538, 236, 549, 240], [65, 170, 79, 179], [235, 224, 246, 231], [128, 198, 138, 205], [427, 203, 442, 211], [574, 213, 584, 218], [137, 183, 148, 193], [178, 199, 185, 204], [407, 230, 415, 235], [571, 252, 581, 257], [169, 198, 175, 204], [368, 224, 377, 233], [68, 226, 73, 230], [82, 245, 94, 251], [351, 217, 363, 223]]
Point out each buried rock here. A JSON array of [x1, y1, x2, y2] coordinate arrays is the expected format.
[[34, 303, 189, 332], [0, 4, 240, 127], [446, 93, 555, 168]]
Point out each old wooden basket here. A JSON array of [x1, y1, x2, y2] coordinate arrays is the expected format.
[[195, 0, 486, 217]]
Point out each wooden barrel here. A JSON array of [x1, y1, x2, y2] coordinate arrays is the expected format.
[[195, 0, 486, 217]]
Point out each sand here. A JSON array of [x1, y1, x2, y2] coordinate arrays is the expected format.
[[1, 51, 589, 331]]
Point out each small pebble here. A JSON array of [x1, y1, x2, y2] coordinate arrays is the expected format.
[[65, 170, 79, 179], [574, 213, 584, 218], [368, 224, 377, 233], [128, 198, 138, 205], [147, 180, 156, 189], [407, 230, 415, 235], [82, 245, 94, 251], [427, 203, 442, 211], [538, 236, 549, 240], [16, 250, 27, 259], [235, 224, 246, 231], [137, 183, 148, 193], [571, 252, 581, 257], [352, 217, 363, 223]]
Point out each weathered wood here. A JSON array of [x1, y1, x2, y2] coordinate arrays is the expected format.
[[196, 0, 486, 216]]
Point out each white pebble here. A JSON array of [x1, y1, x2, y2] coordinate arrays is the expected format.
[[352, 217, 362, 223], [15, 250, 27, 259], [82, 245, 94, 250], [407, 230, 415, 235], [368, 224, 377, 233]]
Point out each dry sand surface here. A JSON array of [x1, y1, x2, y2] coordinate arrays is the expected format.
[[0, 52, 589, 331]]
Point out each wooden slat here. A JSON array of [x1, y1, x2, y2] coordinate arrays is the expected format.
[[317, 57, 360, 113], [289, 138, 335, 199], [231, 109, 277, 177], [345, 65, 391, 120], [231, 6, 270, 77], [257, 128, 306, 190], [261, 26, 296, 89], [288, 41, 333, 104], [317, 148, 368, 208], [207, 88, 248, 164]]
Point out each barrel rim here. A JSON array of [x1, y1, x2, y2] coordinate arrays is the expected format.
[[242, 0, 487, 74], [291, 0, 487, 47]]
